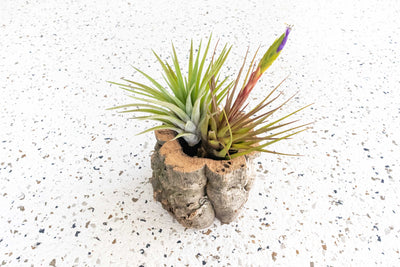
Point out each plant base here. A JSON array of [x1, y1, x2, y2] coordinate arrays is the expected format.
[[150, 130, 258, 229]]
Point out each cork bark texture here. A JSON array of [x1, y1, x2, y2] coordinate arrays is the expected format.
[[150, 130, 258, 229]]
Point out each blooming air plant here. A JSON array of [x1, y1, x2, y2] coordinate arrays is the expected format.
[[109, 26, 312, 159]]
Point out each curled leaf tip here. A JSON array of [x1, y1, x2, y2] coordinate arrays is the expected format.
[[277, 26, 291, 52]]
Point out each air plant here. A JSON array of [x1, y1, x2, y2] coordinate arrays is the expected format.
[[108, 37, 232, 147], [110, 27, 311, 160], [201, 26, 312, 159]]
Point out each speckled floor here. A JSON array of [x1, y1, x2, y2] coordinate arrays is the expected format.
[[1, 0, 399, 266]]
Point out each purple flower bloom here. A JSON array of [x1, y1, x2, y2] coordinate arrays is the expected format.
[[277, 27, 291, 52]]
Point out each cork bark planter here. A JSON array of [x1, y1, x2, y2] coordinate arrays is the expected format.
[[150, 130, 259, 229]]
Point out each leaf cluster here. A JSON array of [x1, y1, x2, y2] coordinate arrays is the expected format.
[[109, 28, 312, 159], [108, 36, 231, 146]]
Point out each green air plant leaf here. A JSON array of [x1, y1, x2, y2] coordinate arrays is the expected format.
[[108, 35, 231, 147]]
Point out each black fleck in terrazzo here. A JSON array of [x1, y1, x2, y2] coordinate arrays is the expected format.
[[1, 0, 400, 266]]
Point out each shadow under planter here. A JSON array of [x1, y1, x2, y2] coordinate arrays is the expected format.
[[150, 130, 259, 229]]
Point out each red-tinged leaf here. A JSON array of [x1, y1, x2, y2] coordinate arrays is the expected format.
[[229, 127, 308, 159], [224, 48, 249, 115], [253, 104, 313, 136], [228, 120, 300, 143], [241, 46, 260, 90]]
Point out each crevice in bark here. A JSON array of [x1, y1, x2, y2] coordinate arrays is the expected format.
[[177, 137, 202, 157]]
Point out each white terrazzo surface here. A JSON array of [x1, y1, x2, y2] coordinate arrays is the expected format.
[[1, 0, 400, 266]]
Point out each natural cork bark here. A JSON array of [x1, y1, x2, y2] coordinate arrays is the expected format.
[[150, 130, 258, 229]]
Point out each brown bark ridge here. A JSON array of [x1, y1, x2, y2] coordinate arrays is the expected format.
[[150, 130, 258, 229]]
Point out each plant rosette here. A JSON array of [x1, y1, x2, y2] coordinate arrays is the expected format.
[[109, 26, 311, 228]]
